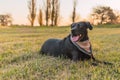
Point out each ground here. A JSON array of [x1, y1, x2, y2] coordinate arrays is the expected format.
[[0, 26, 120, 80]]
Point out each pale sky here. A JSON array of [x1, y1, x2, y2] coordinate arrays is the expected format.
[[0, 0, 120, 25]]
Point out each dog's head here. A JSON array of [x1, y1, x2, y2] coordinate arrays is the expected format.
[[71, 21, 93, 42]]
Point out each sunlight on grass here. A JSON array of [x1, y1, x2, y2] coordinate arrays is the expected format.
[[0, 26, 120, 80]]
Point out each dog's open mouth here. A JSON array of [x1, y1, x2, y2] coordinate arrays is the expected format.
[[70, 35, 92, 54], [71, 34, 82, 42]]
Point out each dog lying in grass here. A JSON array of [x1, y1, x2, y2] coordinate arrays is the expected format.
[[40, 21, 96, 61], [40, 21, 113, 66]]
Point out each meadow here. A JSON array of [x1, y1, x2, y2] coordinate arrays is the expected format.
[[0, 25, 120, 80]]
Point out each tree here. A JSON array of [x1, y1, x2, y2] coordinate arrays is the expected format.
[[51, 0, 55, 26], [72, 0, 77, 23], [38, 9, 43, 26], [45, 0, 51, 26], [70, 13, 80, 23], [0, 14, 12, 26], [91, 6, 117, 25], [44, 0, 60, 26], [51, 0, 60, 26], [28, 0, 36, 26], [54, 0, 60, 26]]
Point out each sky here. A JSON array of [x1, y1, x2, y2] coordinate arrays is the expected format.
[[0, 0, 120, 25]]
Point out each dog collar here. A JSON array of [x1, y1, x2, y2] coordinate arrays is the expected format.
[[70, 35, 92, 56]]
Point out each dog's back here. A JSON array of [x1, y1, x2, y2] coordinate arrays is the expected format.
[[40, 38, 63, 57]]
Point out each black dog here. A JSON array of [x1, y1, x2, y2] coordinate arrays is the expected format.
[[40, 21, 95, 61]]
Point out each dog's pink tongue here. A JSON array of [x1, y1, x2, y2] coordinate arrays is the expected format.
[[71, 36, 80, 42]]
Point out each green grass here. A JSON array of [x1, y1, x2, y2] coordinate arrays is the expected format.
[[94, 24, 120, 28], [0, 26, 120, 80]]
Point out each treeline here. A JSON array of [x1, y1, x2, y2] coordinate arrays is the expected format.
[[28, 0, 60, 26], [1, 0, 120, 26], [27, 0, 120, 26], [28, 0, 78, 27]]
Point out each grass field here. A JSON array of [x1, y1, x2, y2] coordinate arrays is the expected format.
[[0, 26, 120, 80]]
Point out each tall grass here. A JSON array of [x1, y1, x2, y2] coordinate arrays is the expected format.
[[0, 26, 120, 80]]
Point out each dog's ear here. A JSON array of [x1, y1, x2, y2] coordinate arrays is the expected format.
[[86, 22, 93, 30]]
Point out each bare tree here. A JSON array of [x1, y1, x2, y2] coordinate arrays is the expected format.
[[72, 0, 77, 22], [54, 0, 60, 26], [50, 0, 60, 26], [28, 0, 36, 26], [38, 9, 43, 26], [45, 0, 51, 26], [51, 0, 55, 26], [70, 13, 80, 23]]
